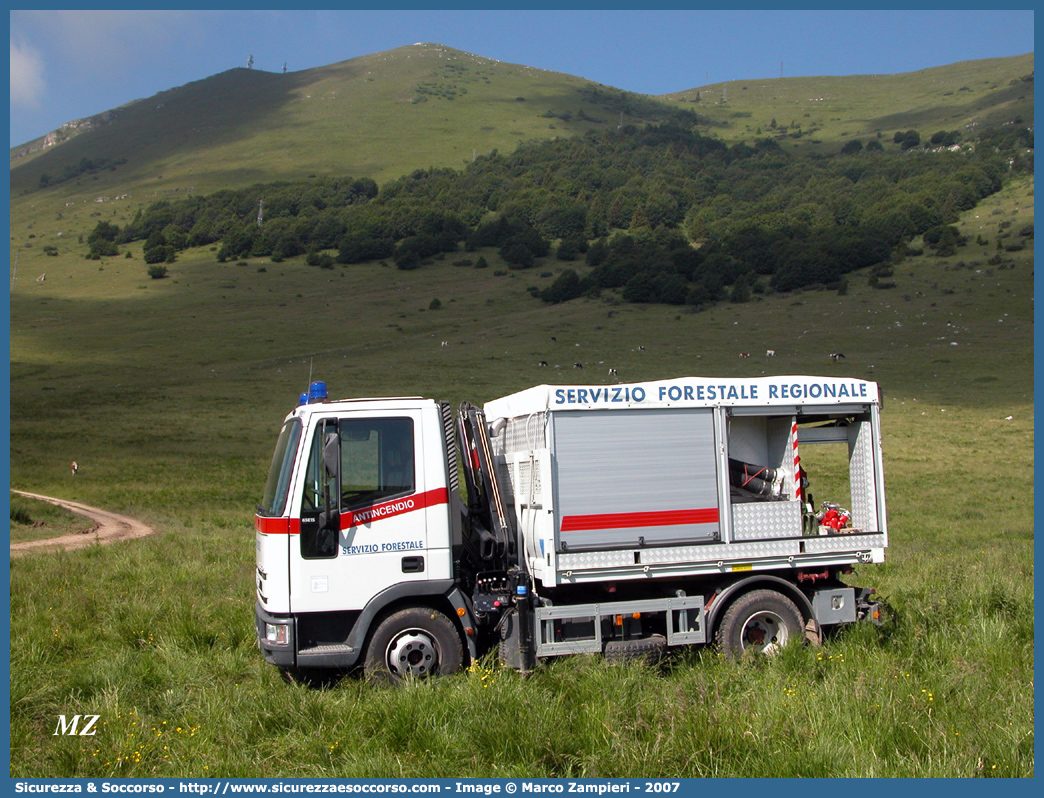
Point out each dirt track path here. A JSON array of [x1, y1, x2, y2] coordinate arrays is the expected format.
[[10, 490, 156, 557]]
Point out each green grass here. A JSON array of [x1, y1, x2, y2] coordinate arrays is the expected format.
[[666, 53, 1034, 156], [9, 495, 94, 543], [7, 150, 1034, 781]]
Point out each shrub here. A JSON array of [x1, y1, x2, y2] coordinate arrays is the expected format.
[[540, 270, 583, 304], [306, 251, 335, 269], [10, 500, 32, 525], [893, 130, 921, 149], [144, 244, 174, 264], [556, 239, 581, 261], [500, 242, 536, 269]]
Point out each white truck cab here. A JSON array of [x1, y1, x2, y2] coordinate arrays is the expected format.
[[255, 386, 471, 674]]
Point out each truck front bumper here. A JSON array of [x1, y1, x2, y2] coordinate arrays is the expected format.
[[255, 602, 296, 667]]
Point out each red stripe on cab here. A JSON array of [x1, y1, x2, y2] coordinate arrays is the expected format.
[[255, 517, 297, 535], [344, 487, 448, 529], [256, 488, 449, 535]]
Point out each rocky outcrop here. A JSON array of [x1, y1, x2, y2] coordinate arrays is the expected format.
[[10, 109, 120, 161]]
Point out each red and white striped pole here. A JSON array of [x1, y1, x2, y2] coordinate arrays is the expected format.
[[791, 420, 802, 503]]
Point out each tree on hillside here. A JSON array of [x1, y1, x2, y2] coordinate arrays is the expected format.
[[930, 130, 961, 148], [87, 221, 120, 259], [893, 130, 921, 150], [143, 231, 175, 264], [111, 121, 1016, 312], [729, 273, 752, 303], [540, 269, 584, 304], [556, 238, 581, 261], [923, 224, 964, 256]]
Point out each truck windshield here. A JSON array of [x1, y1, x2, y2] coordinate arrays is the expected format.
[[258, 418, 303, 517]]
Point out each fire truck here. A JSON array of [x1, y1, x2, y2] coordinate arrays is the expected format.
[[255, 376, 886, 680]]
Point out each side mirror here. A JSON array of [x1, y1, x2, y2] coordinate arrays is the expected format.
[[323, 431, 339, 478]]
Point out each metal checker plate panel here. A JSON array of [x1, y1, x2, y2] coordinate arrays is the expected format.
[[802, 533, 885, 554], [557, 539, 803, 571], [731, 500, 802, 540], [848, 422, 877, 531]]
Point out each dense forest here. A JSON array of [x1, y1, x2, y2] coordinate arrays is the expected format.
[[91, 121, 1032, 307]]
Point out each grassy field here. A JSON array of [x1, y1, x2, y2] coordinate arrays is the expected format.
[[7, 174, 1034, 778], [9, 495, 94, 544], [666, 52, 1034, 157]]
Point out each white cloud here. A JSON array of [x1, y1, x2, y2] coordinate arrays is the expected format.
[[31, 10, 196, 75], [10, 38, 46, 108], [12, 10, 208, 88]]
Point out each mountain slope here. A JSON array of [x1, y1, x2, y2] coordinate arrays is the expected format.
[[11, 46, 1032, 205], [664, 53, 1034, 153], [10, 43, 694, 199]]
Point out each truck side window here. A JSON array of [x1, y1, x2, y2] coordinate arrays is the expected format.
[[299, 421, 339, 560], [340, 418, 415, 510], [300, 426, 326, 515]]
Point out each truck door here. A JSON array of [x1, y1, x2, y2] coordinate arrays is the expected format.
[[289, 411, 438, 613]]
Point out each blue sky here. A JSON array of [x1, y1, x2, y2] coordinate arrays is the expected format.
[[8, 8, 1035, 148]]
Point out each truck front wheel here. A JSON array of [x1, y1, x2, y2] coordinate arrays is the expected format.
[[717, 589, 803, 660], [364, 606, 463, 683]]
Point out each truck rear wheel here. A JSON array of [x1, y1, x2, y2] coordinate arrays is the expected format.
[[364, 606, 463, 683], [717, 589, 803, 660]]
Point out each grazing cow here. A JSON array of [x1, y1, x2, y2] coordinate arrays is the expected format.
[[441, 341, 448, 347], [829, 352, 846, 361], [573, 362, 584, 369], [766, 349, 776, 357], [608, 368, 618, 377], [550, 336, 557, 342], [739, 352, 750, 358], [637, 345, 646, 351], [538, 360, 548, 367]]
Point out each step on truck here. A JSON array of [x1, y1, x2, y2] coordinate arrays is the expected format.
[[255, 375, 886, 680]]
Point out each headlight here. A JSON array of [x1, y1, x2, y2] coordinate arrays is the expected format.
[[265, 622, 289, 645]]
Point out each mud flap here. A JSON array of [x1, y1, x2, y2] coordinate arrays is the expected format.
[[805, 618, 823, 646]]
